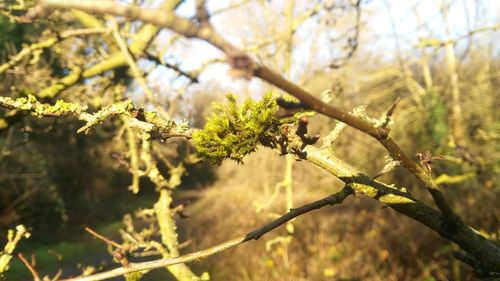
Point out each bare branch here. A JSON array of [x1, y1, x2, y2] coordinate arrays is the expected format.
[[110, 18, 156, 104], [195, 0, 210, 26], [329, 0, 362, 68], [418, 24, 500, 48], [18, 253, 41, 281], [209, 0, 252, 18], [144, 52, 199, 83], [85, 227, 123, 249]]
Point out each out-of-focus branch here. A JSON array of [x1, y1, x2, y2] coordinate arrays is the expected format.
[[144, 52, 199, 83], [85, 227, 123, 249], [0, 27, 108, 75], [109, 18, 173, 119], [209, 0, 252, 18], [18, 253, 62, 281], [443, 5, 466, 150], [453, 24, 500, 42], [125, 122, 141, 193], [122, 127, 199, 278], [110, 19, 156, 104], [0, 3, 169, 132], [434, 172, 475, 186], [0, 111, 27, 133], [0, 95, 191, 138], [31, 1, 179, 100], [418, 24, 500, 48], [59, 187, 352, 281], [153, 187, 199, 280], [195, 0, 209, 26], [17, 254, 41, 281], [329, 0, 362, 68]]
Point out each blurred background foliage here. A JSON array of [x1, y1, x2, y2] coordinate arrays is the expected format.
[[0, 0, 499, 280]]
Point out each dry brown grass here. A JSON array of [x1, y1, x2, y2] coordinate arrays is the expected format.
[[182, 148, 486, 281]]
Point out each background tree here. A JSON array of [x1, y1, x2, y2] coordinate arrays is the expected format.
[[0, 0, 499, 280]]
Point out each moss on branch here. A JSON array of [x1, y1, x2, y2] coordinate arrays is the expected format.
[[193, 93, 283, 164]]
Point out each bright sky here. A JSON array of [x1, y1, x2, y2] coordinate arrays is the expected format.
[[137, 0, 499, 108], [367, 0, 500, 53]]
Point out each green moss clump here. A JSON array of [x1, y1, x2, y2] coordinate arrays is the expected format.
[[193, 93, 281, 164]]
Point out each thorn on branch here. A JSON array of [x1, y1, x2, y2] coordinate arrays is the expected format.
[[378, 97, 400, 137]]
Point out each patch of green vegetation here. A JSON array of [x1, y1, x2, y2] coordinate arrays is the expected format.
[[3, 193, 158, 280], [193, 93, 283, 164], [419, 89, 447, 151]]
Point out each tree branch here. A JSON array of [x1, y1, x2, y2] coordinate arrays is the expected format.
[[59, 187, 353, 281], [0, 95, 191, 138], [110, 18, 156, 104], [300, 145, 500, 274], [17, 253, 41, 281], [85, 227, 123, 249], [0, 28, 108, 75], [144, 52, 199, 83]]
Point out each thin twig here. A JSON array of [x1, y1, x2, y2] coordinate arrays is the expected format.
[[0, 28, 107, 75], [85, 227, 123, 249], [205, 0, 253, 18], [18, 253, 41, 281], [144, 52, 199, 83], [109, 19, 156, 105]]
